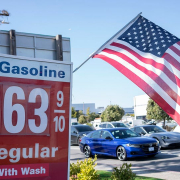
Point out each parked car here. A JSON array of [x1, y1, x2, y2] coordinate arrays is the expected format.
[[79, 128, 159, 161], [132, 125, 180, 148], [144, 120, 156, 125], [97, 122, 127, 130], [72, 122, 79, 125], [71, 125, 94, 145], [156, 120, 177, 129]]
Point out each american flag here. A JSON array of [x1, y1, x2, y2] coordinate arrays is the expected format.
[[93, 15, 180, 124]]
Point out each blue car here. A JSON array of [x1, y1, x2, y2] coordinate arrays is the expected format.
[[79, 128, 160, 161]]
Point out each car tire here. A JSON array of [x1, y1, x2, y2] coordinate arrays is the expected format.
[[117, 146, 127, 161], [84, 145, 92, 158]]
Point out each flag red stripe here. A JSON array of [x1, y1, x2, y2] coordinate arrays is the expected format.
[[102, 48, 180, 106], [94, 54, 180, 123], [163, 53, 180, 71], [170, 45, 180, 57], [177, 41, 180, 46], [111, 42, 180, 87]]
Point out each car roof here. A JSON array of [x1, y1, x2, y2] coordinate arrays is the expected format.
[[100, 122, 123, 124], [135, 125, 157, 128], [97, 127, 129, 131], [72, 125, 90, 127]]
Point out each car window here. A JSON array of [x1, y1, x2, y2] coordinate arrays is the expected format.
[[107, 124, 113, 128], [91, 131, 101, 138], [72, 122, 79, 125], [143, 126, 166, 134], [71, 127, 75, 133], [134, 127, 146, 134], [101, 131, 112, 139], [111, 123, 126, 128], [110, 129, 140, 139], [100, 124, 106, 128], [75, 126, 94, 132], [86, 132, 93, 138]]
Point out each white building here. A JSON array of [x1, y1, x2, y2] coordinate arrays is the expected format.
[[134, 94, 150, 120], [72, 103, 104, 115]]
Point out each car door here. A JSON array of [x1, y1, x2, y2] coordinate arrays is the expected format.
[[100, 130, 114, 155], [89, 131, 102, 153]]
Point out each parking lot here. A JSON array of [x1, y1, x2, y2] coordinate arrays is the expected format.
[[71, 145, 180, 180]]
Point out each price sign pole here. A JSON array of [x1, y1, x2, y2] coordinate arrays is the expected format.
[[0, 54, 72, 180]]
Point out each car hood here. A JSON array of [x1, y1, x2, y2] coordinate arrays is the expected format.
[[149, 132, 180, 138], [117, 137, 156, 144]]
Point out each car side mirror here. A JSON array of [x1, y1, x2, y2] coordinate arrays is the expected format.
[[105, 136, 112, 140], [73, 131, 77, 134], [140, 132, 145, 136]]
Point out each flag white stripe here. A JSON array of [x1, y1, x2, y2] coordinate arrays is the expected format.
[[173, 43, 180, 50], [114, 40, 180, 79], [99, 51, 180, 114], [165, 48, 180, 63], [106, 45, 180, 95]]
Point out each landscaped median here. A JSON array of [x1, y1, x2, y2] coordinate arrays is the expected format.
[[70, 155, 163, 180], [97, 170, 163, 180]]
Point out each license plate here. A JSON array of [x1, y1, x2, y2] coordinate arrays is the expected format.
[[149, 147, 154, 151]]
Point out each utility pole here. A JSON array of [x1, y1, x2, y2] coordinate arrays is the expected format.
[[0, 10, 10, 24]]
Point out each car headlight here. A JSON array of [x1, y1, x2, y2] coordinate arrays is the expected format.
[[161, 136, 170, 139], [154, 141, 159, 146], [127, 144, 140, 147]]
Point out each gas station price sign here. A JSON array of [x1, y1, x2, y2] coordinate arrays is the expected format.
[[0, 54, 72, 180]]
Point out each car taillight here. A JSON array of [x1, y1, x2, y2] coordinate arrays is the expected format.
[[79, 139, 81, 143]]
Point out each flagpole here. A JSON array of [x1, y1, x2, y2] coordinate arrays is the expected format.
[[73, 12, 142, 73]]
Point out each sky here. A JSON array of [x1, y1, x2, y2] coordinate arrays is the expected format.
[[1, 0, 180, 109]]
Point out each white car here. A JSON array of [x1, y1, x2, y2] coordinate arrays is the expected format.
[[96, 122, 127, 130], [156, 120, 177, 129]]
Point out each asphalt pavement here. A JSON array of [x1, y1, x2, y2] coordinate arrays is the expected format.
[[70, 146, 180, 180]]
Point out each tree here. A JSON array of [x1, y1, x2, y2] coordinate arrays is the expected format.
[[77, 110, 83, 120], [71, 107, 77, 118], [146, 98, 172, 128], [89, 112, 100, 122], [101, 105, 125, 122], [78, 115, 87, 124], [86, 107, 90, 123]]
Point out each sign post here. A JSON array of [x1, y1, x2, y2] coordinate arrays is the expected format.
[[0, 54, 72, 180]]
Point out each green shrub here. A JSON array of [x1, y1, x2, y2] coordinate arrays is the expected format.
[[70, 155, 99, 180], [110, 163, 136, 180]]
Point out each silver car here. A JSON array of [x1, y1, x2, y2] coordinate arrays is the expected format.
[[132, 125, 180, 148]]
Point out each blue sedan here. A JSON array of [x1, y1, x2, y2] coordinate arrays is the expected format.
[[79, 128, 160, 161]]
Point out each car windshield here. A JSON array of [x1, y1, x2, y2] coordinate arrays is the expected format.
[[111, 123, 126, 127], [75, 126, 94, 132], [143, 126, 166, 133], [110, 129, 140, 139]]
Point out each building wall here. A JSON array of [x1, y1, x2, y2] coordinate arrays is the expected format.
[[72, 103, 98, 115], [72, 103, 133, 115], [134, 94, 149, 120]]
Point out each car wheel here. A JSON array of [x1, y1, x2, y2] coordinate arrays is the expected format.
[[117, 146, 127, 161], [84, 145, 92, 158]]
